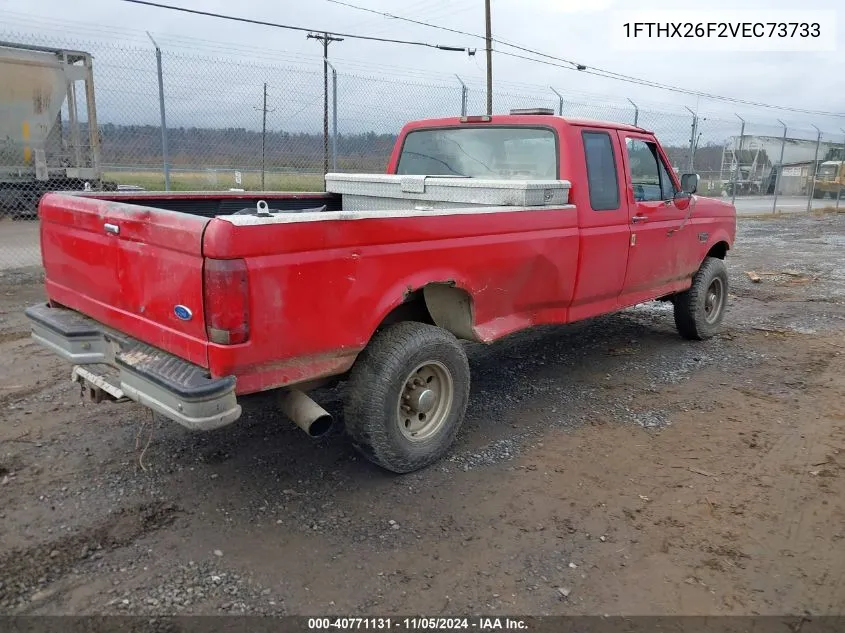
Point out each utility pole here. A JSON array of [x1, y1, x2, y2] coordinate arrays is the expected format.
[[254, 83, 275, 191], [308, 32, 343, 179], [484, 0, 493, 116]]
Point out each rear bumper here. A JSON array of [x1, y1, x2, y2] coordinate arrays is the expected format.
[[24, 302, 242, 431]]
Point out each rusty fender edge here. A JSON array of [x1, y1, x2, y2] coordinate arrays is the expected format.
[[24, 302, 241, 431]]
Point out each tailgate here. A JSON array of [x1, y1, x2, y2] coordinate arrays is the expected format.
[[38, 193, 211, 368]]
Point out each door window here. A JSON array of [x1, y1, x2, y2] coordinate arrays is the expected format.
[[626, 139, 676, 202]]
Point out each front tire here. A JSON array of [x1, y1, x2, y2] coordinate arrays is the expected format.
[[343, 322, 471, 473], [673, 257, 729, 340]]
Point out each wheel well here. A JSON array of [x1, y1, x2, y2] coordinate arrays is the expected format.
[[375, 284, 478, 341], [377, 289, 435, 330], [707, 241, 729, 260]]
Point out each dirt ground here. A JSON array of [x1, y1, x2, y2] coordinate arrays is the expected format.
[[1, 213, 844, 618]]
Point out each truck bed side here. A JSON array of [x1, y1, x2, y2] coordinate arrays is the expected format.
[[202, 205, 579, 393]]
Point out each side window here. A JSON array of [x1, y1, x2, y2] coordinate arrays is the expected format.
[[626, 138, 678, 201], [626, 139, 663, 202], [582, 131, 620, 211]]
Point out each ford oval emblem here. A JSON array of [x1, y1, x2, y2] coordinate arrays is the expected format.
[[174, 305, 193, 321]]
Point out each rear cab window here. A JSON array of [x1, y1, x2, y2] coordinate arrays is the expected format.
[[396, 127, 558, 180], [581, 130, 620, 211]]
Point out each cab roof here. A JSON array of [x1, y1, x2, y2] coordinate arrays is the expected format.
[[402, 114, 650, 135]]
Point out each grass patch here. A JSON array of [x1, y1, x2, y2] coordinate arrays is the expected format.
[[811, 205, 845, 216], [739, 213, 795, 220]]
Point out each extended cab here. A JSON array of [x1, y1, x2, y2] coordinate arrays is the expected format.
[[25, 111, 736, 473]]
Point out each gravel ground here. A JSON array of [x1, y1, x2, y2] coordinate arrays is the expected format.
[[1, 211, 844, 618]]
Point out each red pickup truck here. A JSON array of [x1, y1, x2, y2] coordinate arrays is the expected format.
[[25, 110, 736, 473]]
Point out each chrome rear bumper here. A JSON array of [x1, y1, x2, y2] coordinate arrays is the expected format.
[[25, 302, 241, 431]]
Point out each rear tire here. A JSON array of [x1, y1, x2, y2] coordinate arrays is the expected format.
[[673, 257, 729, 341], [343, 322, 470, 474]]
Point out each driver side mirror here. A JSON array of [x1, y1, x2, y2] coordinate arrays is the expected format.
[[680, 173, 700, 194]]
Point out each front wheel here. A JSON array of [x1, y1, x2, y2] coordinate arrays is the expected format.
[[343, 322, 471, 473], [673, 257, 729, 340]]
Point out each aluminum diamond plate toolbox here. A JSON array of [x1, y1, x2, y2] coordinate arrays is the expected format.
[[325, 173, 571, 211]]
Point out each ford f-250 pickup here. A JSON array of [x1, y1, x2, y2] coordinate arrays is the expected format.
[[24, 109, 736, 473]]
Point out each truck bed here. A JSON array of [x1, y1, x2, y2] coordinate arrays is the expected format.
[[80, 190, 343, 217], [36, 186, 579, 396]]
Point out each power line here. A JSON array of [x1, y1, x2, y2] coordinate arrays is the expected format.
[[0, 12, 653, 101], [323, 0, 608, 69], [346, 0, 474, 39], [494, 50, 845, 118], [119, 0, 472, 52], [0, 11, 483, 87], [324, 0, 489, 44], [9, 5, 841, 119], [322, 0, 845, 119], [1, 9, 471, 83]]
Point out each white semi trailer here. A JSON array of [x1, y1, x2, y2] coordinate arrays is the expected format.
[[0, 41, 113, 219]]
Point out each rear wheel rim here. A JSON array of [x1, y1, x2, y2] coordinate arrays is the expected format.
[[704, 277, 725, 324], [396, 361, 454, 442]]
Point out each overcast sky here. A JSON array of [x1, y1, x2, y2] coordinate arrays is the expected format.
[[1, 0, 842, 137]]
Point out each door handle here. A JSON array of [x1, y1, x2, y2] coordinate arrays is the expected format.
[[631, 215, 648, 224], [104, 223, 120, 235]]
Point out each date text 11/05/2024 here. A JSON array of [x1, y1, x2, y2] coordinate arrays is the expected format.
[[307, 618, 529, 630]]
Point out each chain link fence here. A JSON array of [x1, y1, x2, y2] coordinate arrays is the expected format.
[[1, 29, 844, 272]]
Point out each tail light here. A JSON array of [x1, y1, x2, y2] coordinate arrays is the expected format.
[[203, 258, 250, 345]]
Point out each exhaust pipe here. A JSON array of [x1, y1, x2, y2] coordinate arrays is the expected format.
[[277, 389, 334, 438]]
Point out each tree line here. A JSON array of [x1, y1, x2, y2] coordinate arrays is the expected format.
[[97, 123, 396, 172], [85, 123, 740, 174]]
